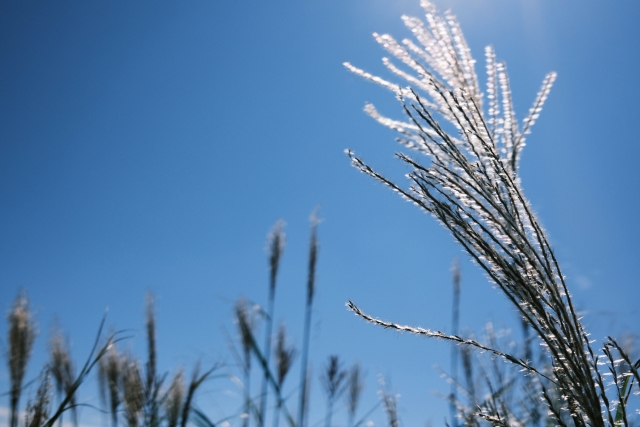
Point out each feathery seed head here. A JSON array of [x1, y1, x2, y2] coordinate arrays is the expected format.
[[274, 323, 296, 386], [344, 0, 615, 425], [49, 326, 75, 396], [234, 297, 257, 369], [8, 292, 37, 385], [307, 211, 320, 305], [267, 220, 286, 291], [321, 355, 347, 403]]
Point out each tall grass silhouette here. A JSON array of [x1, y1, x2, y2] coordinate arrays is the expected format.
[[3, 215, 382, 427], [3, 292, 214, 427], [345, 1, 639, 426], [225, 214, 374, 427]]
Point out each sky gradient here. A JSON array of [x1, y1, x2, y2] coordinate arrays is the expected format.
[[1, 1, 639, 426]]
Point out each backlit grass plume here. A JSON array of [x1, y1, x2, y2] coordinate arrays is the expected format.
[[345, 1, 638, 426]]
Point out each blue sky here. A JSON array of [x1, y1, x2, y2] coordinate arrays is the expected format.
[[1, 1, 639, 426]]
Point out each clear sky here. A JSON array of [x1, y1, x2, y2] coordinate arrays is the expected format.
[[1, 1, 639, 426]]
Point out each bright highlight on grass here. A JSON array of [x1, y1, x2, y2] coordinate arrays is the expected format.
[[345, 0, 639, 426]]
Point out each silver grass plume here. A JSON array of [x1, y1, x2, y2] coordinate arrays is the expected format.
[[7, 292, 37, 427], [25, 367, 52, 427], [300, 368, 312, 427], [306, 212, 319, 307], [235, 298, 257, 374], [268, 221, 286, 294], [343, 1, 626, 426], [274, 323, 296, 388], [49, 326, 77, 427]]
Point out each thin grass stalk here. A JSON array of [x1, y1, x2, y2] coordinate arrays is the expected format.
[[324, 396, 333, 427], [180, 364, 199, 427], [460, 345, 477, 414], [244, 365, 252, 427], [541, 385, 569, 427], [321, 356, 346, 427], [301, 369, 311, 427], [346, 363, 363, 427], [297, 213, 319, 427], [273, 394, 283, 427], [607, 337, 640, 385], [347, 301, 554, 382], [259, 221, 285, 427], [179, 363, 218, 427], [519, 319, 542, 427], [449, 260, 461, 427], [7, 292, 37, 427], [602, 342, 637, 427]]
